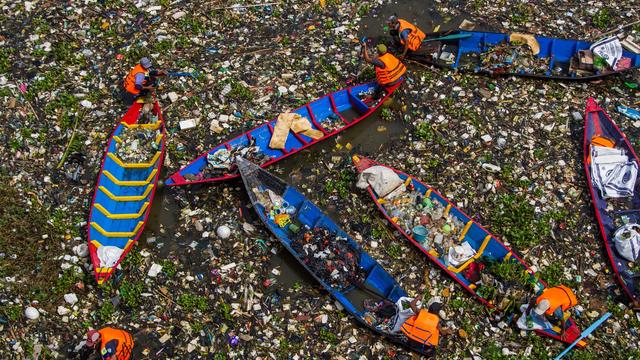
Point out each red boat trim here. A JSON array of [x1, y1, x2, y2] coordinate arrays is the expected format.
[[306, 104, 328, 135], [169, 172, 187, 186], [165, 82, 403, 187], [291, 131, 308, 145], [582, 98, 639, 303], [88, 100, 166, 285], [329, 94, 349, 125], [352, 155, 583, 346]]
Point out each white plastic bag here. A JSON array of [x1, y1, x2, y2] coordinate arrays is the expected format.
[[356, 165, 405, 199], [614, 223, 640, 262], [97, 246, 124, 268], [391, 296, 421, 333], [447, 241, 476, 267]]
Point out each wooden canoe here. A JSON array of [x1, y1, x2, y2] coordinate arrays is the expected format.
[[88, 101, 165, 285], [583, 98, 640, 304], [405, 30, 640, 80], [165, 81, 402, 186], [352, 155, 584, 346], [237, 156, 436, 355]]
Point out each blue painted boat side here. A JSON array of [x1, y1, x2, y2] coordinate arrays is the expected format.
[[434, 30, 640, 79], [88, 101, 166, 285], [166, 82, 383, 186], [583, 101, 640, 302], [237, 159, 438, 354]]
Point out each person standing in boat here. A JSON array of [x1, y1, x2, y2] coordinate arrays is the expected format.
[[387, 16, 426, 59], [122, 57, 166, 105], [361, 43, 407, 88], [525, 285, 578, 340]]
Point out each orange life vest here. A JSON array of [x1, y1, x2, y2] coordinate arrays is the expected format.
[[591, 136, 615, 148], [375, 53, 407, 86], [397, 19, 426, 52], [401, 309, 440, 346], [98, 327, 134, 360], [536, 285, 578, 316], [123, 64, 148, 95]]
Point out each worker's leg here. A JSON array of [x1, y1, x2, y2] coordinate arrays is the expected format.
[[121, 90, 136, 106]]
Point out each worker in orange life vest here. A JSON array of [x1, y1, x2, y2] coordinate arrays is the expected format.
[[525, 285, 578, 340], [398, 294, 444, 348], [387, 16, 426, 59], [122, 57, 166, 104], [86, 327, 134, 360], [361, 42, 407, 88]]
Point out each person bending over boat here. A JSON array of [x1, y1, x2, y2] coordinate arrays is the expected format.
[[86, 327, 134, 360], [366, 294, 443, 348], [387, 16, 426, 59], [122, 57, 166, 105], [361, 43, 407, 88], [399, 296, 443, 349], [525, 285, 578, 340]]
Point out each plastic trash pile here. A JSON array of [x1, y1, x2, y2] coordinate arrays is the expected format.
[[115, 127, 160, 163], [290, 227, 365, 290]]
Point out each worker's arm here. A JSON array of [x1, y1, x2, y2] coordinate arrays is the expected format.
[[409, 294, 423, 314], [525, 297, 536, 316], [361, 43, 373, 64], [400, 39, 410, 59]]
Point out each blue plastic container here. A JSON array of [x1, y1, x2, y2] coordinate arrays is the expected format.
[[412, 225, 429, 243]]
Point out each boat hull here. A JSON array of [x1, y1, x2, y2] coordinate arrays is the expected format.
[[237, 157, 435, 355], [407, 30, 640, 81], [166, 81, 402, 186], [87, 101, 166, 285], [583, 98, 640, 304], [352, 155, 583, 346]]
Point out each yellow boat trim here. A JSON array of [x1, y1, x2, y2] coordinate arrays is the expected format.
[[403, 177, 412, 186], [458, 221, 473, 241], [448, 235, 492, 273], [94, 202, 150, 219], [96, 267, 114, 274], [504, 252, 512, 261], [121, 121, 162, 130], [444, 203, 452, 216], [99, 184, 154, 201], [155, 133, 164, 145], [114, 133, 163, 146], [428, 249, 439, 257], [103, 169, 158, 186], [91, 239, 102, 248], [469, 284, 476, 290], [91, 221, 144, 237], [378, 198, 387, 204], [107, 151, 161, 169], [425, 189, 432, 197]]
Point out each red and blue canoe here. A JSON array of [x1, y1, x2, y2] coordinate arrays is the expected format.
[[165, 81, 402, 186], [352, 155, 584, 346], [88, 101, 166, 285], [583, 98, 640, 304]]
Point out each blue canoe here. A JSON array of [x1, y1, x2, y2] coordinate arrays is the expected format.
[[236, 157, 436, 355], [583, 98, 640, 304], [353, 155, 584, 346], [88, 101, 166, 285], [409, 30, 640, 80], [165, 81, 402, 186]]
